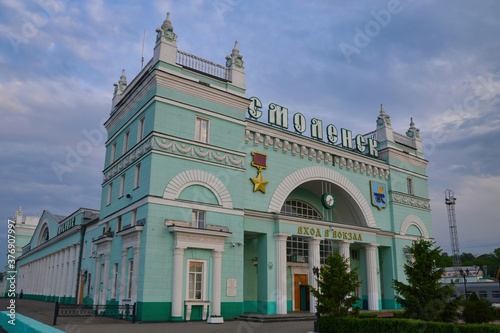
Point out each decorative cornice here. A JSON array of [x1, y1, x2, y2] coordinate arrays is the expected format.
[[390, 191, 431, 211], [154, 136, 245, 169], [245, 128, 389, 181]]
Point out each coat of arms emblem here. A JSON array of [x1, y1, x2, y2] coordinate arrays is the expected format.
[[370, 180, 387, 210]]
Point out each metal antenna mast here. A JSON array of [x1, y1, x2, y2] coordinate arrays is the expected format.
[[445, 189, 461, 269]]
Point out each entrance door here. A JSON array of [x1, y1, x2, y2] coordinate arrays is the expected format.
[[294, 274, 309, 311]]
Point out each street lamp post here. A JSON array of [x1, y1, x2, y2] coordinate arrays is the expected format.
[[459, 268, 469, 299], [312, 266, 322, 333]]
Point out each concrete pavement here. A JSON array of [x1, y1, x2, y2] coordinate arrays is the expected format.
[[0, 299, 315, 333]]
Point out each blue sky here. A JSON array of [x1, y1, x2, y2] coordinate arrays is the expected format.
[[1, 0, 499, 268]]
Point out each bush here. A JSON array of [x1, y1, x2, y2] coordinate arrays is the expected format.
[[462, 292, 499, 324], [318, 316, 500, 333]]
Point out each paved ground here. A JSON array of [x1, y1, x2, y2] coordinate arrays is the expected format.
[[0, 298, 316, 333]]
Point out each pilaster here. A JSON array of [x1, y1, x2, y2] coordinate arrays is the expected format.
[[308, 237, 321, 314], [365, 243, 379, 310], [274, 233, 290, 314]]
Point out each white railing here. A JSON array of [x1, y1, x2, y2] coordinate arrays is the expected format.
[[363, 130, 377, 141], [393, 131, 416, 148], [177, 50, 229, 81]]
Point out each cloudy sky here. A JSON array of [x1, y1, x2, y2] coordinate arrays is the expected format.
[[1, 0, 499, 268]]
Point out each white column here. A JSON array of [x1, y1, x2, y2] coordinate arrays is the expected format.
[[93, 256, 101, 305], [73, 243, 81, 300], [51, 252, 59, 297], [131, 247, 140, 303], [34, 260, 39, 295], [365, 243, 379, 311], [66, 246, 75, 297], [101, 254, 110, 305], [40, 258, 46, 295], [60, 248, 70, 298], [50, 253, 57, 296], [57, 250, 64, 297], [308, 237, 321, 314], [274, 233, 290, 315], [171, 247, 185, 320], [211, 250, 223, 317], [120, 248, 127, 301], [339, 241, 353, 272]]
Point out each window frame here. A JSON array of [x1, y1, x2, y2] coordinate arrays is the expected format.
[[111, 142, 117, 164], [116, 216, 122, 232], [112, 263, 119, 299], [407, 177, 414, 195], [195, 117, 210, 143], [123, 130, 130, 154], [134, 164, 141, 189], [192, 210, 206, 229], [119, 174, 126, 198], [107, 183, 113, 206], [131, 209, 137, 226], [137, 116, 145, 142], [127, 260, 133, 299], [186, 259, 207, 301], [281, 199, 323, 220]]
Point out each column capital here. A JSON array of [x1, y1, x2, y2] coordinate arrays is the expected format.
[[273, 233, 291, 242], [212, 250, 223, 258], [173, 247, 185, 255], [364, 243, 379, 249], [307, 237, 323, 246]]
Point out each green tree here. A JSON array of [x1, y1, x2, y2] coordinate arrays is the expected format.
[[393, 239, 461, 322], [309, 251, 361, 317], [462, 291, 499, 323]]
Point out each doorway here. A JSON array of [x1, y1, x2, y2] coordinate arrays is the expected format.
[[293, 274, 309, 311]]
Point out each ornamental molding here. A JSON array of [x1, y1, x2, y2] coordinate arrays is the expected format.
[[154, 136, 245, 169], [245, 128, 389, 181], [400, 214, 429, 238], [164, 170, 233, 209], [390, 191, 431, 211], [103, 138, 153, 183]]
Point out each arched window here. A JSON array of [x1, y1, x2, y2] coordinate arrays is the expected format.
[[38, 225, 49, 246], [280, 200, 323, 220]]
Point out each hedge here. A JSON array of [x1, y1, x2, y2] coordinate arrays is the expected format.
[[319, 316, 500, 333]]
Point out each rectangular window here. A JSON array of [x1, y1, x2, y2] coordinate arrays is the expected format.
[[192, 210, 206, 229], [286, 236, 309, 263], [492, 290, 500, 298], [131, 209, 137, 226], [138, 116, 145, 141], [119, 174, 125, 198], [188, 261, 204, 300], [111, 142, 117, 164], [479, 291, 488, 298], [107, 183, 113, 205], [127, 260, 133, 299], [320, 239, 335, 265], [117, 216, 122, 232], [134, 164, 141, 189], [112, 263, 118, 299], [195, 117, 209, 143], [123, 130, 130, 154], [407, 177, 414, 195], [83, 241, 87, 259]]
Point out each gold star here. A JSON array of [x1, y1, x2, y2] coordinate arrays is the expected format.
[[251, 172, 269, 193]]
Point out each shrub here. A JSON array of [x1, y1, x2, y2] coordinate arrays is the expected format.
[[462, 291, 499, 324]]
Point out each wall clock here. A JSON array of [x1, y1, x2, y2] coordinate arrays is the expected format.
[[321, 192, 335, 209]]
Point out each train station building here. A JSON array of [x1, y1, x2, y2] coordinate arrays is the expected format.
[[15, 13, 432, 322]]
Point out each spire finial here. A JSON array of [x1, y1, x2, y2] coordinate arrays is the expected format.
[[119, 69, 127, 85], [380, 103, 386, 115], [161, 12, 174, 31], [410, 117, 415, 129], [231, 41, 239, 56]]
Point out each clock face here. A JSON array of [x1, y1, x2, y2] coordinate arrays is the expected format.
[[322, 192, 335, 209]]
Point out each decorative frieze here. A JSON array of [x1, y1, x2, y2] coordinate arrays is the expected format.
[[391, 191, 431, 210], [246, 129, 389, 180], [103, 139, 153, 182], [154, 137, 245, 168]]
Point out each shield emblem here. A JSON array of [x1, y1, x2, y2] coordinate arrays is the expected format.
[[370, 180, 387, 210]]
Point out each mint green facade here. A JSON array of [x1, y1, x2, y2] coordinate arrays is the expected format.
[[14, 14, 433, 322]]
